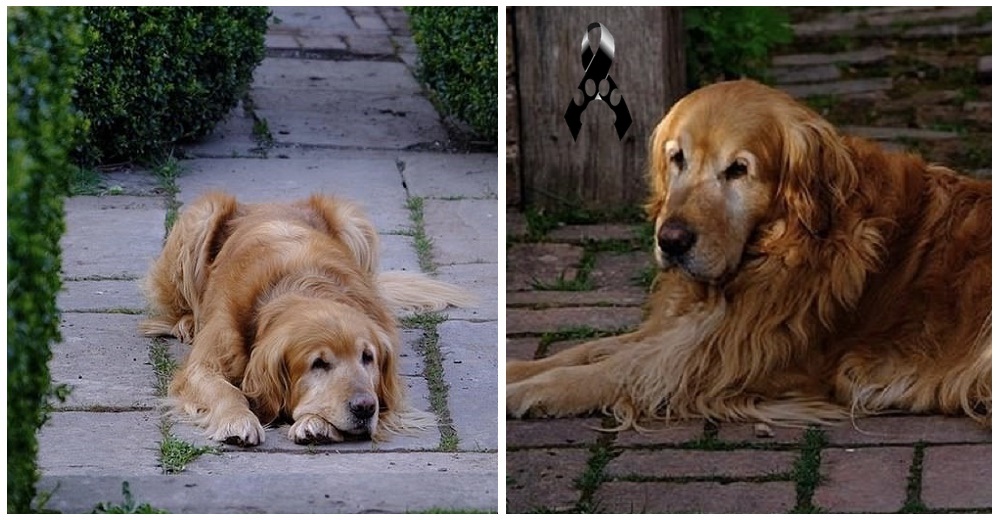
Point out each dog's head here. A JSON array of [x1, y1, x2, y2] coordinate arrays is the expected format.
[[646, 80, 858, 283], [240, 295, 401, 440]]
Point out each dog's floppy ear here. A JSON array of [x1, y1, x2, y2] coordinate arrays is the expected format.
[[240, 337, 289, 425], [780, 113, 858, 238], [306, 194, 379, 274], [644, 113, 674, 221], [370, 327, 404, 433]]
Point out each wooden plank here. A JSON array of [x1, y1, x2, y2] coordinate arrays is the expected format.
[[514, 7, 685, 212]]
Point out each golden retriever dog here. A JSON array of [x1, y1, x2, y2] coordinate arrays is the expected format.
[[141, 191, 471, 446], [507, 80, 991, 430]]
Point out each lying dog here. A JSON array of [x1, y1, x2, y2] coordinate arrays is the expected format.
[[142, 192, 471, 445], [508, 80, 991, 429]]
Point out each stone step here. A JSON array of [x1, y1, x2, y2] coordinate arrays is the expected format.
[[978, 55, 991, 77], [772, 46, 895, 68], [840, 125, 958, 141], [771, 64, 841, 85], [793, 7, 984, 38], [780, 78, 893, 99]]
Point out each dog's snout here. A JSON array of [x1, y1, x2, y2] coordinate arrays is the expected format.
[[349, 394, 377, 420], [657, 220, 696, 257]]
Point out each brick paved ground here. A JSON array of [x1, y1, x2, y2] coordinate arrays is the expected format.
[[506, 9, 991, 511]]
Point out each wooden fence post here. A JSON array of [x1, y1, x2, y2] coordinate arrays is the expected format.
[[513, 7, 685, 213]]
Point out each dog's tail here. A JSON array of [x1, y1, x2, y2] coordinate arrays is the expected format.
[[377, 271, 475, 314]]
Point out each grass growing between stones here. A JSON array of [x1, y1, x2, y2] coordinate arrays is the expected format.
[[899, 442, 928, 513], [149, 337, 178, 398], [791, 427, 827, 513], [92, 481, 168, 513], [400, 312, 458, 451], [157, 419, 218, 474], [405, 196, 437, 274], [153, 155, 183, 233]]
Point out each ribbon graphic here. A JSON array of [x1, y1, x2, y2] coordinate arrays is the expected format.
[[564, 22, 632, 141]]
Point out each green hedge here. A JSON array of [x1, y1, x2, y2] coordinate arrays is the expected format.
[[75, 7, 270, 164], [685, 7, 792, 88], [7, 7, 88, 513], [406, 7, 498, 141]]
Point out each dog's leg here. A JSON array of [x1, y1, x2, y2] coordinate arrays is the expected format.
[[169, 321, 266, 446], [506, 331, 644, 384], [507, 360, 627, 418]]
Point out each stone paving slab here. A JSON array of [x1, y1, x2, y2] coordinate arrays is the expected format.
[[507, 418, 604, 448], [176, 157, 410, 233], [822, 415, 991, 445], [378, 234, 421, 271], [270, 6, 360, 34], [772, 46, 896, 67], [424, 198, 498, 266], [438, 320, 499, 451], [780, 77, 894, 98], [436, 263, 499, 322], [61, 196, 166, 280], [253, 58, 421, 94], [58, 280, 145, 313], [38, 459, 498, 513], [545, 224, 641, 243], [593, 481, 797, 514], [507, 243, 585, 291], [51, 313, 157, 410], [38, 411, 163, 476], [506, 288, 647, 308], [253, 87, 447, 149], [398, 153, 499, 199]]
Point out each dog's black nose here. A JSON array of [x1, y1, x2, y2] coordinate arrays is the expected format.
[[657, 220, 696, 257], [349, 394, 377, 420]]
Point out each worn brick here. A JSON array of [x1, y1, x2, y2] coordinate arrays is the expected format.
[[546, 224, 641, 243], [595, 481, 796, 513], [507, 307, 643, 335], [506, 288, 647, 308], [588, 251, 654, 290], [921, 444, 991, 510], [506, 337, 540, 361], [606, 449, 795, 479], [507, 243, 585, 291], [507, 418, 604, 448], [822, 415, 990, 446], [813, 447, 912, 513], [614, 420, 705, 446], [716, 423, 806, 445], [507, 448, 589, 512]]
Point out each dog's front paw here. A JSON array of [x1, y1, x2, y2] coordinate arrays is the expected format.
[[289, 414, 344, 444], [506, 380, 551, 419], [207, 410, 265, 446]]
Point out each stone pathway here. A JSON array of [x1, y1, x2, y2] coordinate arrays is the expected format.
[[505, 6, 991, 514], [40, 7, 498, 513]]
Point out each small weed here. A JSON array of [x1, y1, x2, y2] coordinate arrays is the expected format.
[[158, 430, 218, 474], [631, 263, 658, 289], [575, 443, 615, 513], [252, 116, 274, 148], [152, 155, 183, 233], [406, 196, 437, 273], [531, 273, 593, 292], [149, 338, 178, 398], [92, 481, 168, 513], [70, 166, 105, 196]]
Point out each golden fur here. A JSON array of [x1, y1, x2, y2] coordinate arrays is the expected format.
[[142, 192, 471, 445], [507, 80, 991, 429]]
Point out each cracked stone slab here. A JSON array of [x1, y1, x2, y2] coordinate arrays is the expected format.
[[175, 157, 411, 233], [252, 88, 447, 150], [38, 411, 163, 476], [253, 59, 421, 95], [51, 313, 158, 410], [61, 196, 166, 280], [398, 153, 499, 199]]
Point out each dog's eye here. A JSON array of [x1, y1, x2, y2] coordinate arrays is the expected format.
[[311, 358, 331, 371], [724, 160, 748, 180], [670, 150, 685, 170], [361, 350, 375, 365]]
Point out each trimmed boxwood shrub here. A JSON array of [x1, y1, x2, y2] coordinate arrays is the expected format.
[[406, 7, 498, 141], [7, 6, 88, 513], [75, 7, 270, 164]]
